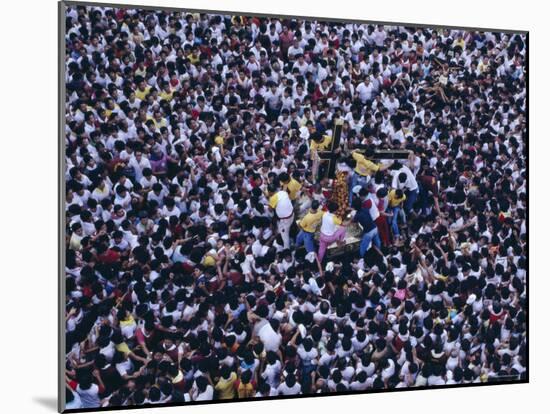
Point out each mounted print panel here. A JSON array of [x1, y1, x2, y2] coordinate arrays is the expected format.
[[60, 1, 528, 412]]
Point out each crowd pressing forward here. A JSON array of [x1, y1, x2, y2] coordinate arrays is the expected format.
[[64, 5, 527, 409]]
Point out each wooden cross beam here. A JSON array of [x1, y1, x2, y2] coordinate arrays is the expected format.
[[315, 118, 344, 180], [310, 120, 411, 182], [351, 145, 411, 160]]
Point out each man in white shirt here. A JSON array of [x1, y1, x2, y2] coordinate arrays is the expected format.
[[391, 164, 419, 214], [318, 201, 347, 262], [257, 319, 282, 352], [277, 374, 302, 395], [287, 39, 304, 61], [356, 77, 374, 103], [129, 151, 151, 182], [267, 184, 294, 249]]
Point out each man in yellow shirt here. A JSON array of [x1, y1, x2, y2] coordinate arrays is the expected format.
[[150, 110, 167, 129], [310, 131, 332, 156], [188, 47, 201, 65], [135, 78, 151, 100], [69, 222, 83, 251], [214, 366, 237, 399], [388, 188, 407, 207], [296, 200, 323, 252], [350, 147, 390, 204], [279, 172, 302, 201], [159, 82, 174, 101], [453, 33, 465, 50], [388, 188, 406, 238]]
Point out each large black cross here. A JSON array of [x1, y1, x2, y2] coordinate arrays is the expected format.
[[316, 118, 344, 179], [312, 119, 411, 181]]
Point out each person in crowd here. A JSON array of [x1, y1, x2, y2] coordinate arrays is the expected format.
[[268, 184, 295, 249], [388, 188, 406, 241], [296, 200, 323, 253], [318, 201, 348, 262]]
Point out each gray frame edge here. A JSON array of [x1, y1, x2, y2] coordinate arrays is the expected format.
[[61, 0, 528, 34], [59, 1, 68, 412]]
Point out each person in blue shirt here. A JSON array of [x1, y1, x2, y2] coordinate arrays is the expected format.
[[352, 198, 381, 257]]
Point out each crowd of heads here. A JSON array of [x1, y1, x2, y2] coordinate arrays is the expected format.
[[64, 5, 527, 409]]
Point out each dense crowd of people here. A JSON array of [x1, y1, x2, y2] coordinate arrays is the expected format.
[[64, 5, 527, 409]]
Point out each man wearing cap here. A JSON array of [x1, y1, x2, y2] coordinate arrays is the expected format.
[[267, 184, 294, 249]]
